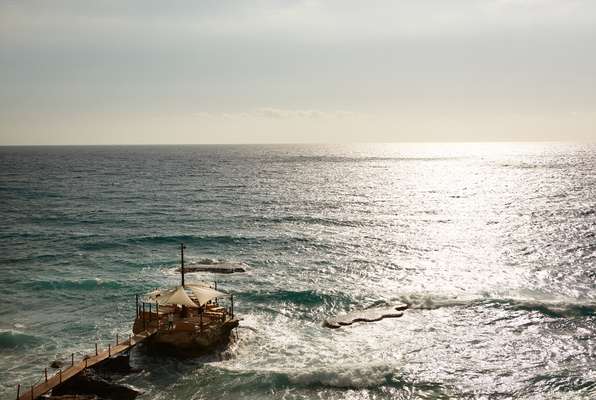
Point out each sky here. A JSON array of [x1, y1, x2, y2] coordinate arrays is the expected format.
[[0, 0, 595, 145]]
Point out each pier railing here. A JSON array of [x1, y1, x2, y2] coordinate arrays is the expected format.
[[15, 328, 157, 400]]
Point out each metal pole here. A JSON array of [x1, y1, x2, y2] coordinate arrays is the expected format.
[[30, 385, 33, 400], [16, 383, 20, 400], [180, 243, 186, 287], [116, 333, 119, 345], [71, 353, 74, 366], [85, 358, 88, 369], [95, 343, 98, 356], [135, 294, 139, 318], [45, 368, 48, 382], [59, 369, 62, 383], [108, 344, 111, 357], [231, 294, 234, 318], [149, 303, 152, 322]]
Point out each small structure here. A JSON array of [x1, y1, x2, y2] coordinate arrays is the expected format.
[[14, 244, 240, 399], [132, 244, 239, 355]]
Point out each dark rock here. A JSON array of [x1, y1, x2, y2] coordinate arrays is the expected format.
[[92, 355, 133, 374], [323, 303, 409, 329], [177, 262, 247, 274], [50, 360, 65, 369], [51, 370, 139, 400]]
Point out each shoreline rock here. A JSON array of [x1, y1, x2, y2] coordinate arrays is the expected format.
[[50, 369, 140, 400], [323, 303, 409, 329]]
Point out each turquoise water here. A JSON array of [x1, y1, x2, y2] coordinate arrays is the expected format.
[[0, 143, 594, 399]]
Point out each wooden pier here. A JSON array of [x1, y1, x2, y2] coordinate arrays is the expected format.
[[16, 328, 158, 400]]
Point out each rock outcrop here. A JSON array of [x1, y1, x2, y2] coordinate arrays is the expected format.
[[50, 369, 139, 400], [323, 303, 409, 329], [177, 261, 247, 274]]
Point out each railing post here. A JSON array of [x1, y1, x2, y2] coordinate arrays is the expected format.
[[95, 343, 98, 356], [108, 344, 111, 357], [116, 333, 119, 345], [149, 303, 152, 322], [59, 369, 62, 383], [71, 353, 74, 366], [16, 383, 20, 400], [135, 294, 139, 318], [85, 358, 88, 369], [231, 294, 234, 318], [30, 385, 33, 400], [45, 368, 48, 382]]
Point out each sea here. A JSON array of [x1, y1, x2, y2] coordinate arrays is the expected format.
[[0, 143, 594, 400]]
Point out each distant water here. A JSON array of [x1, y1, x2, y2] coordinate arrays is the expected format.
[[0, 143, 594, 400]]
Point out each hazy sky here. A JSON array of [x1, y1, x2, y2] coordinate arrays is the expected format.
[[1, 0, 595, 144]]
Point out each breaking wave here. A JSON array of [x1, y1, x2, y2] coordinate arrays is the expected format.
[[0, 329, 41, 349], [392, 293, 595, 318], [221, 364, 450, 395]]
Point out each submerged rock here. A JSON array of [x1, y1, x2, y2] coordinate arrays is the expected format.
[[323, 303, 409, 329]]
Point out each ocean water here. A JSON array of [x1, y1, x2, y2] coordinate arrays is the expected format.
[[0, 143, 594, 400]]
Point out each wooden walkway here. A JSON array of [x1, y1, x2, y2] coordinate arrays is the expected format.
[[16, 328, 157, 400]]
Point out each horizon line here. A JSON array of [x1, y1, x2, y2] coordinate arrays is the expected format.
[[0, 139, 593, 147]]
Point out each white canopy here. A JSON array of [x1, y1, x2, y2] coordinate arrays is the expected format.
[[157, 286, 198, 308], [187, 284, 228, 306], [146, 288, 174, 302]]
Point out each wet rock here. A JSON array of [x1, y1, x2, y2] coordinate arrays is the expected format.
[[178, 262, 247, 274], [92, 354, 138, 375], [51, 370, 139, 400], [323, 303, 409, 329], [50, 360, 65, 369]]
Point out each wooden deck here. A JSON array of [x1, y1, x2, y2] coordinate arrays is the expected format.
[[17, 328, 157, 400]]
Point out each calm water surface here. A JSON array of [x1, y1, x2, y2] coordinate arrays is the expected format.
[[0, 143, 594, 399]]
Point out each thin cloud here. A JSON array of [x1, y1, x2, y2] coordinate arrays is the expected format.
[[193, 109, 369, 120]]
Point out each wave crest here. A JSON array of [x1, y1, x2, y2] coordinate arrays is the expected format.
[[392, 293, 595, 318], [0, 329, 41, 349]]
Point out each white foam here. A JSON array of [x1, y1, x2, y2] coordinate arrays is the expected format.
[[287, 363, 396, 388]]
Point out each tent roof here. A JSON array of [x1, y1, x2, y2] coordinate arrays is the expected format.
[[158, 286, 198, 308], [146, 288, 174, 302], [188, 285, 228, 305]]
